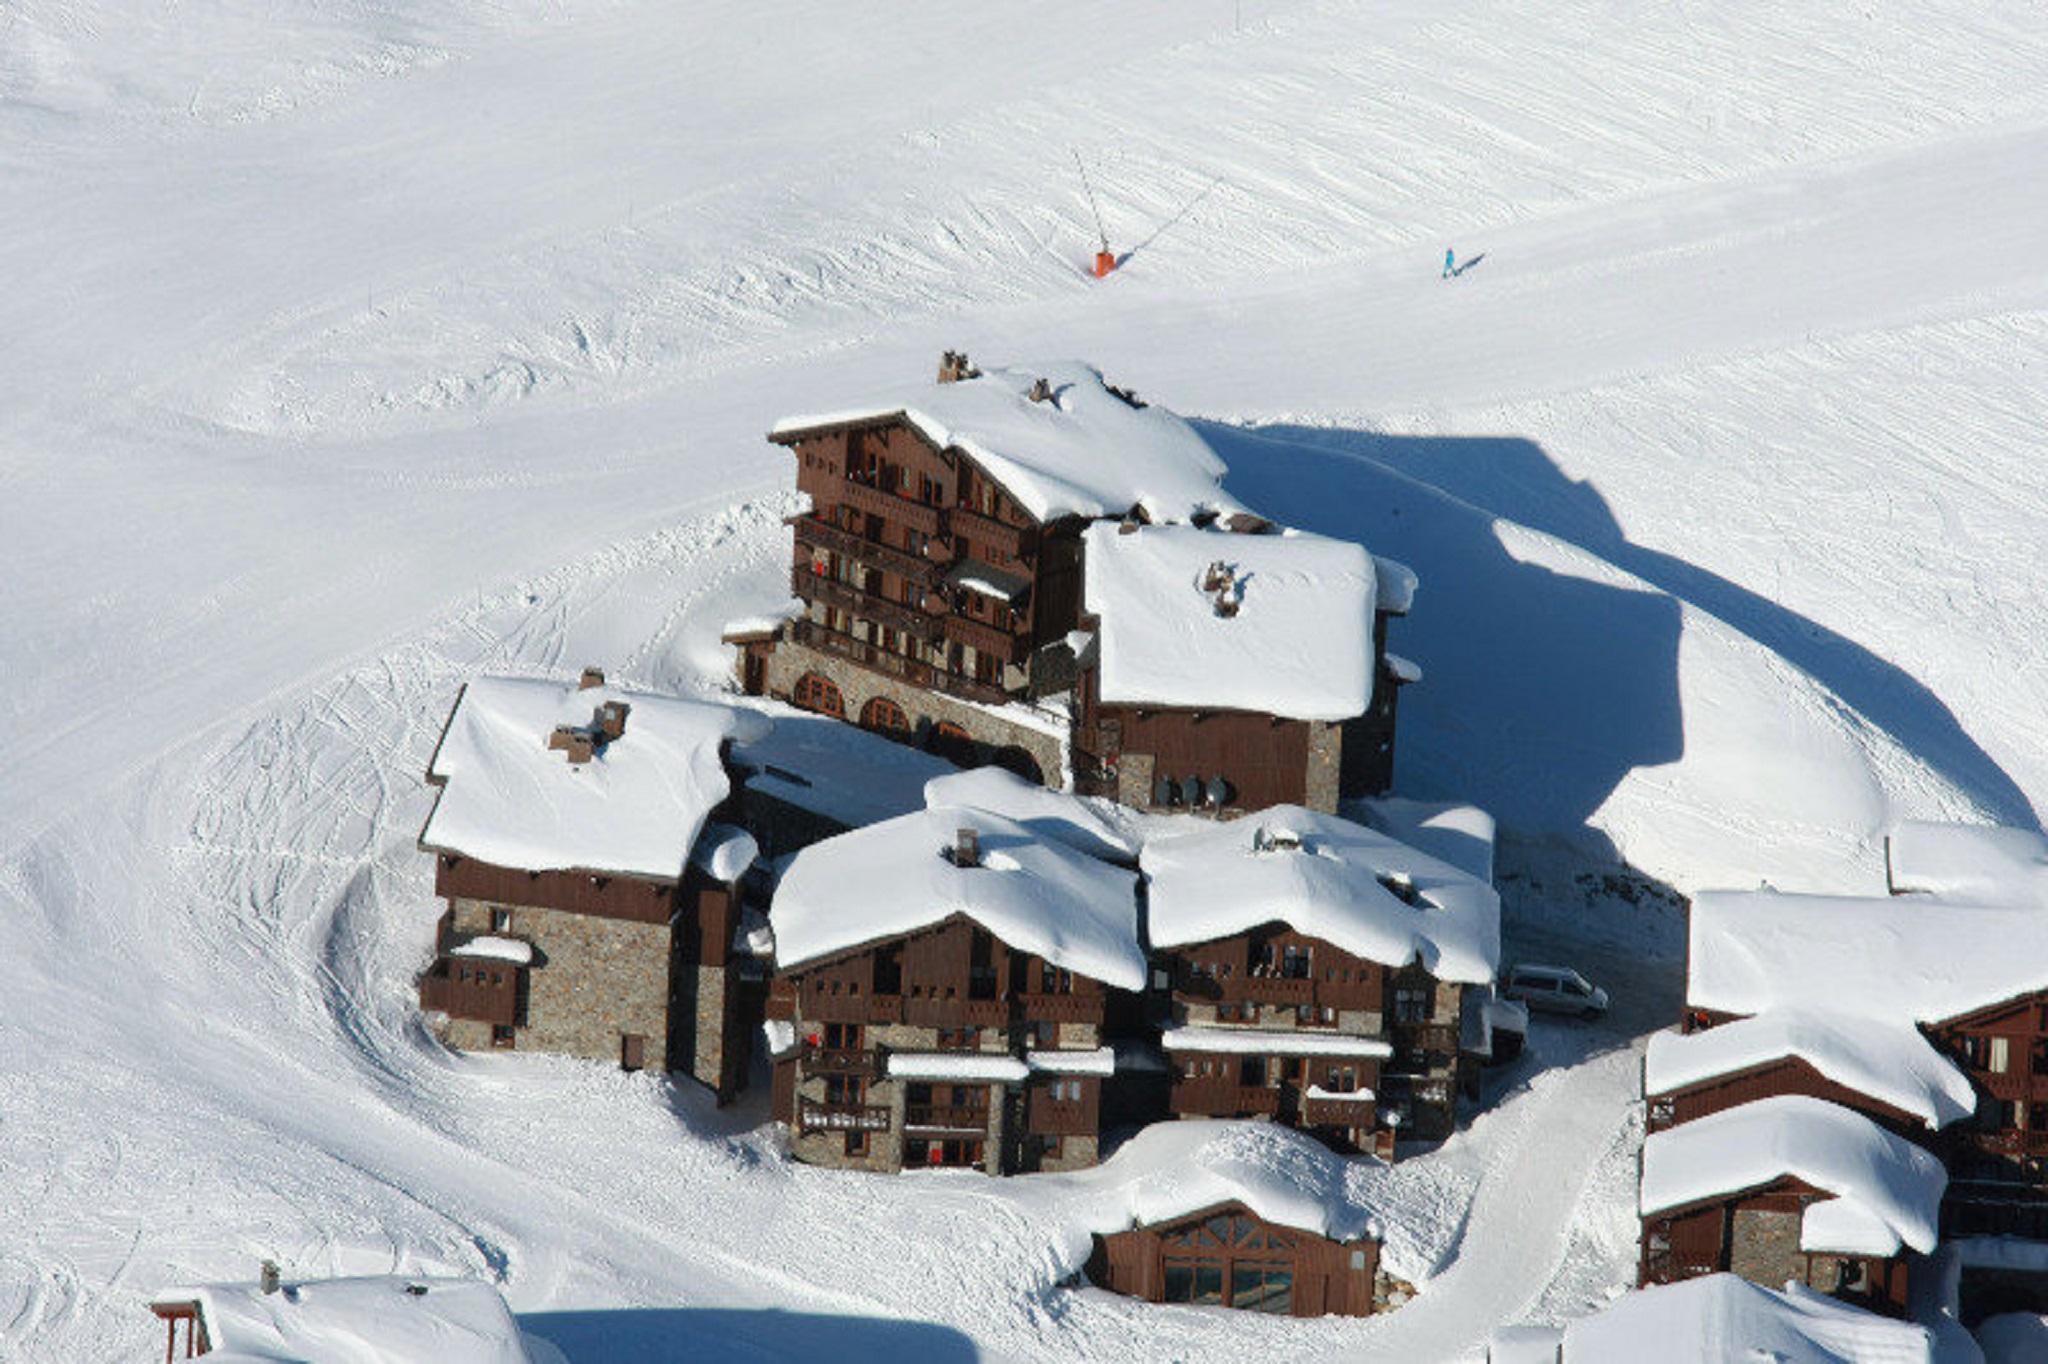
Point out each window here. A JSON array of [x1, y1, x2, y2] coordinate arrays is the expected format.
[[822, 1022, 862, 1050], [1230, 1265, 1292, 1315], [1040, 964, 1073, 995], [859, 696, 910, 738], [1161, 1264, 1224, 1306], [490, 908, 511, 933], [824, 1074, 866, 1106], [1281, 945, 1310, 980], [491, 1024, 515, 1049], [1989, 1037, 2011, 1073], [1239, 1056, 1267, 1088], [792, 673, 845, 719], [1033, 1020, 1057, 1047], [1393, 987, 1430, 1024], [844, 1131, 869, 1158]]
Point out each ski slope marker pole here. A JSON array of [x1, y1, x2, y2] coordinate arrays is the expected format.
[[1073, 149, 1116, 278]]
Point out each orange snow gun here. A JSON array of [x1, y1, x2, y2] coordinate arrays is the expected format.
[[1075, 150, 1116, 279], [1093, 250, 1117, 279]]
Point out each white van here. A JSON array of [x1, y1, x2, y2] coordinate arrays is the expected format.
[[1500, 963, 1609, 1019]]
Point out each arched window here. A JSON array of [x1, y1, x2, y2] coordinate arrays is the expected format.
[[929, 721, 977, 766], [860, 696, 911, 740], [792, 673, 845, 719], [993, 745, 1043, 785]]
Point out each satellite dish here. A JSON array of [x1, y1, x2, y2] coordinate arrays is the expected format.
[[1152, 776, 1176, 807], [1206, 777, 1231, 808], [1179, 775, 1202, 807]]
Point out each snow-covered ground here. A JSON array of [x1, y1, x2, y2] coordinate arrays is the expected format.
[[4, 1, 2046, 1359]]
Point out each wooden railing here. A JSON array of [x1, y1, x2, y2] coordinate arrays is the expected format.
[[418, 958, 520, 1028], [838, 478, 942, 534], [946, 505, 1025, 558], [904, 995, 1010, 1028], [1019, 993, 1102, 1025], [1300, 1091, 1377, 1129], [791, 515, 940, 583], [904, 1102, 991, 1132], [789, 619, 1011, 706], [798, 1099, 892, 1133], [942, 612, 1030, 665], [1238, 975, 1315, 1005], [803, 1045, 880, 1074], [796, 569, 941, 642], [1170, 1079, 1284, 1118]]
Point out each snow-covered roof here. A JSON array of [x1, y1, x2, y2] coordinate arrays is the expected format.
[[732, 705, 955, 830], [1978, 1313, 2048, 1364], [1160, 1026, 1392, 1059], [448, 936, 534, 966], [1687, 884, 2048, 1027], [771, 806, 1145, 989], [150, 1276, 533, 1364], [1076, 1119, 1376, 1243], [1351, 797, 1498, 885], [1028, 1047, 1117, 1076], [1886, 820, 2048, 901], [761, 1019, 797, 1058], [1374, 554, 1418, 616], [421, 677, 766, 880], [1544, 1276, 1934, 1364], [887, 1052, 1030, 1084], [1143, 806, 1500, 984], [770, 360, 1237, 526], [1082, 521, 1374, 721], [1637, 1096, 1945, 1256], [689, 822, 759, 883], [1644, 1012, 1977, 1130], [922, 766, 1141, 864]]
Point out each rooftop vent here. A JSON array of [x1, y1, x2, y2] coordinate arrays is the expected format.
[[938, 350, 979, 384], [578, 666, 606, 691], [547, 724, 595, 764], [1202, 560, 1241, 618], [403, 1283, 430, 1298], [1253, 825, 1303, 854], [1377, 871, 1421, 906], [260, 1261, 281, 1295], [1104, 381, 1146, 409], [1028, 377, 1054, 403], [596, 699, 630, 740], [952, 826, 981, 867]]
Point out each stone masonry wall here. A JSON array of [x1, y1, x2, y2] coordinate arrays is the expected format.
[[763, 636, 1066, 788], [449, 897, 672, 1071], [1305, 721, 1343, 814]]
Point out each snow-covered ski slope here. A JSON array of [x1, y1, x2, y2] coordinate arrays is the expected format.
[[3, 1, 2045, 1359]]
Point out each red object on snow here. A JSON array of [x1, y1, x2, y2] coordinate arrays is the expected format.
[[1093, 250, 1117, 279]]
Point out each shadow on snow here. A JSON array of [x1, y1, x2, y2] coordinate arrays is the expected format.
[[520, 1306, 981, 1363]]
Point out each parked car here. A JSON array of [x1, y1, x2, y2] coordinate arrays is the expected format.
[[1500, 963, 1609, 1019]]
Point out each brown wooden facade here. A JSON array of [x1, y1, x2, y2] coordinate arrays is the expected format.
[[1639, 1176, 1915, 1317], [1646, 1055, 1925, 1139], [1158, 926, 1464, 1150], [1086, 1202, 1391, 1318], [767, 914, 1128, 1175]]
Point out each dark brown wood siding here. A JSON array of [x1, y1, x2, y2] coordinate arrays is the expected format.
[[1088, 1202, 1381, 1318], [1647, 1054, 1923, 1137], [432, 853, 676, 925]]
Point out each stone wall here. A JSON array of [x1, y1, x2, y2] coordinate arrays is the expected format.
[[1305, 721, 1343, 814], [763, 635, 1066, 788], [1730, 1206, 1805, 1290], [447, 897, 673, 1071], [1036, 1133, 1098, 1174]]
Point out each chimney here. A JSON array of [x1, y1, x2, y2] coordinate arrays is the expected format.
[[938, 350, 976, 384], [260, 1261, 281, 1295], [1028, 377, 1053, 403], [596, 700, 630, 740], [955, 826, 980, 868], [548, 725, 595, 764], [578, 666, 606, 691], [1204, 561, 1240, 617]]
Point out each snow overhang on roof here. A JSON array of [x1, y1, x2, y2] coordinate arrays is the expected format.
[[1082, 521, 1374, 721], [1078, 1119, 1377, 1244], [150, 1276, 533, 1364], [769, 360, 1237, 526], [1555, 1275, 1936, 1364], [1644, 1012, 1977, 1131], [420, 677, 768, 881], [1886, 820, 2048, 901], [1637, 1096, 1946, 1257], [922, 766, 1141, 865], [1142, 806, 1500, 984], [1160, 1025, 1392, 1059], [770, 805, 1145, 989]]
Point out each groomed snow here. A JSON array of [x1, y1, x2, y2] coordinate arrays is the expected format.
[[1542, 1275, 1934, 1364], [1082, 522, 1375, 721], [1643, 1012, 1977, 1130], [922, 767, 1141, 864], [1637, 1096, 1946, 1256], [153, 1275, 534, 1364], [771, 360, 1236, 527], [771, 806, 1145, 989], [420, 677, 766, 880], [1143, 806, 1500, 985], [1886, 820, 2048, 901], [1161, 1026, 1394, 1059]]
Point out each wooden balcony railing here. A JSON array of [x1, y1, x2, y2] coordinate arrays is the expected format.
[[795, 568, 941, 642], [798, 1100, 892, 1133], [1300, 1092, 1377, 1129], [904, 1102, 991, 1132], [1019, 993, 1103, 1025], [803, 1045, 880, 1075], [904, 995, 1011, 1028], [418, 958, 520, 1028], [789, 619, 1011, 706], [838, 478, 942, 534], [790, 515, 940, 584], [1238, 975, 1314, 1005], [1170, 1080, 1284, 1118], [941, 612, 1030, 666], [945, 505, 1025, 558]]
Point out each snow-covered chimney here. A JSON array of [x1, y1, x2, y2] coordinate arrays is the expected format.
[[954, 826, 980, 867], [596, 700, 630, 740], [260, 1261, 281, 1295], [578, 666, 606, 691], [1028, 377, 1054, 403], [1203, 561, 1240, 618], [548, 725, 595, 764], [938, 350, 977, 384]]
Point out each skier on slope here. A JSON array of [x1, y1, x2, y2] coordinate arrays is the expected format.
[[1442, 247, 1457, 280]]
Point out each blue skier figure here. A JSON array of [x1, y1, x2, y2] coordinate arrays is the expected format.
[[1442, 247, 1457, 280]]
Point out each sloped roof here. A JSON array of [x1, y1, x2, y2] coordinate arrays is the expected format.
[[1553, 1275, 1934, 1364], [922, 766, 1141, 864], [1886, 820, 2048, 900], [1082, 521, 1374, 720], [1638, 1096, 1946, 1256], [1644, 1012, 1976, 1130], [420, 677, 767, 880], [1142, 806, 1500, 984], [151, 1276, 532, 1364], [770, 805, 1145, 989], [770, 360, 1236, 526]]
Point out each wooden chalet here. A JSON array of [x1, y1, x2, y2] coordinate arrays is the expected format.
[[1636, 1096, 1944, 1316], [730, 355, 1418, 818], [764, 806, 1145, 1175], [1088, 1201, 1386, 1317], [416, 671, 766, 1101], [1144, 806, 1501, 1150]]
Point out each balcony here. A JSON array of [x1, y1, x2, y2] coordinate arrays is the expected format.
[[1301, 1091, 1378, 1129], [419, 957, 520, 1028], [789, 619, 1012, 706], [903, 995, 1011, 1028], [839, 478, 942, 534], [1020, 993, 1102, 1025], [803, 1045, 880, 1075], [946, 505, 1024, 558], [904, 1102, 991, 1133], [790, 514, 942, 584], [795, 568, 941, 642], [1170, 1080, 1284, 1119], [942, 612, 1030, 666], [1238, 974, 1314, 1005], [798, 1099, 892, 1133]]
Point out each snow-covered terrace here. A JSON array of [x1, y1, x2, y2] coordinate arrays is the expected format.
[[769, 360, 1239, 526], [769, 805, 1146, 989], [1082, 520, 1376, 721], [1142, 805, 1501, 985], [419, 676, 767, 880], [151, 1275, 537, 1364], [1637, 1095, 1946, 1257]]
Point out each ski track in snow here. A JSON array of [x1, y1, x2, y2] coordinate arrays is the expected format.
[[5, 0, 2048, 1359]]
